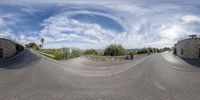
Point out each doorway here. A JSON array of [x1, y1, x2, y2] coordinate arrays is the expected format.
[[0, 48, 3, 58]]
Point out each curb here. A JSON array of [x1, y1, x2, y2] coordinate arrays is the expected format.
[[31, 50, 59, 64]]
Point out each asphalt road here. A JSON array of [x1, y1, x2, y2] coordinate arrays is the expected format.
[[0, 49, 200, 100]]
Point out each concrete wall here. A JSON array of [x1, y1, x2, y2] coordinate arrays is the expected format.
[[175, 38, 200, 59], [0, 38, 16, 58]]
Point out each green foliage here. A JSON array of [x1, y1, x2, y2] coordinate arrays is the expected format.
[[136, 48, 148, 54], [136, 47, 171, 54], [162, 47, 171, 51], [173, 47, 177, 55], [84, 49, 98, 55], [26, 42, 39, 50], [39, 48, 82, 60], [39, 44, 42, 48], [71, 49, 82, 58], [128, 51, 136, 56], [39, 49, 63, 60], [16, 44, 24, 53], [104, 44, 126, 56]]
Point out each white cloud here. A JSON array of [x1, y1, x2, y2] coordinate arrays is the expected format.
[[38, 2, 200, 49], [0, 30, 40, 46], [0, 13, 22, 28], [1, 1, 200, 49], [182, 15, 200, 22], [38, 11, 129, 49], [0, 17, 5, 26]]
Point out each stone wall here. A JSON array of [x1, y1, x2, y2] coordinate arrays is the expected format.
[[0, 38, 16, 58], [175, 38, 200, 59]]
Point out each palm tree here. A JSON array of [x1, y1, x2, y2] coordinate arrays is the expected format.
[[41, 38, 45, 48]]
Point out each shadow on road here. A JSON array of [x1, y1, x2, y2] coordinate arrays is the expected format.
[[0, 49, 41, 69], [182, 58, 200, 68]]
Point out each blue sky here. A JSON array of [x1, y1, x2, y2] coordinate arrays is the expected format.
[[0, 0, 200, 49]]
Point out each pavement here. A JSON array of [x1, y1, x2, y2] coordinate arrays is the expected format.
[[0, 49, 200, 100]]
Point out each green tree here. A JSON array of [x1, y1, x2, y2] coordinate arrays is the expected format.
[[41, 38, 45, 48], [26, 42, 39, 50], [84, 49, 98, 55], [104, 44, 126, 56], [71, 49, 82, 58], [16, 44, 24, 53], [136, 48, 148, 54], [173, 47, 177, 55]]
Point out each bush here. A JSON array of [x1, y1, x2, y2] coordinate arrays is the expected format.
[[26, 42, 39, 50], [38, 49, 62, 60], [104, 44, 126, 56], [71, 49, 82, 58], [128, 51, 136, 56], [136, 48, 148, 54], [16, 44, 24, 53], [173, 47, 177, 55], [84, 49, 98, 55], [62, 49, 82, 59]]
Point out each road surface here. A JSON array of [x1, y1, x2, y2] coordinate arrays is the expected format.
[[0, 49, 200, 100]]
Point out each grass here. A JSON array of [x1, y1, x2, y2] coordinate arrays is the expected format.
[[37, 49, 82, 60], [85, 55, 129, 61], [37, 49, 63, 60], [36, 49, 132, 61]]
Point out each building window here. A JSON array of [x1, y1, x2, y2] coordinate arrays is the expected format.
[[181, 49, 183, 55]]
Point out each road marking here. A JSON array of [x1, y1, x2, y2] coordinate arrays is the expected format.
[[154, 79, 165, 91]]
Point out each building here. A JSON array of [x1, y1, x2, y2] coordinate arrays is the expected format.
[[175, 35, 200, 59], [0, 38, 17, 59]]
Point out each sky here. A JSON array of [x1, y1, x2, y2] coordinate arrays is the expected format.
[[0, 0, 200, 49]]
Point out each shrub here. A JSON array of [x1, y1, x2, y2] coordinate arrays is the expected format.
[[72, 49, 82, 58], [26, 42, 39, 50], [173, 47, 177, 55], [136, 48, 148, 54], [84, 49, 98, 55], [16, 44, 24, 53], [104, 44, 126, 56]]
